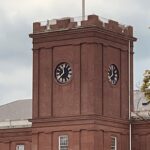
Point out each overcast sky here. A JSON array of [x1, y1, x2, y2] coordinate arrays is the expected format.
[[0, 0, 150, 105]]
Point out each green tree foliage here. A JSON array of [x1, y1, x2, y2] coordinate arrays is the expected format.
[[141, 70, 150, 101]]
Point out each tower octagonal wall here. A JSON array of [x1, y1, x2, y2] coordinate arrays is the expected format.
[[29, 14, 137, 150]]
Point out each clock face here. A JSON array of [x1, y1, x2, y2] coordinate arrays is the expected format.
[[55, 62, 72, 84], [108, 64, 119, 85]]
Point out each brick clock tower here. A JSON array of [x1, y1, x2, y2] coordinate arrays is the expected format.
[[30, 15, 136, 150]]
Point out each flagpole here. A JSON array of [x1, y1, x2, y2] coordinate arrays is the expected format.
[[82, 0, 85, 20]]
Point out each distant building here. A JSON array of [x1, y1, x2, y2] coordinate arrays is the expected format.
[[132, 90, 150, 120], [0, 99, 32, 128]]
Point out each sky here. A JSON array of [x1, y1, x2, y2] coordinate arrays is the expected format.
[[0, 0, 150, 105]]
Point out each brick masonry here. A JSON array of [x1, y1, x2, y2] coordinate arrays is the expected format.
[[30, 15, 136, 150], [1, 15, 149, 150]]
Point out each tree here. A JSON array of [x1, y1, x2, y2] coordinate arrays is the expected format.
[[141, 70, 150, 101]]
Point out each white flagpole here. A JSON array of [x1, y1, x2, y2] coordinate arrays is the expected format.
[[82, 0, 85, 20]]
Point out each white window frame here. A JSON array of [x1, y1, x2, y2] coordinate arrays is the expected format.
[[16, 144, 25, 150], [111, 136, 117, 150], [59, 135, 68, 150]]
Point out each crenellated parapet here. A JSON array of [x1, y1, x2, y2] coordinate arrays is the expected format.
[[33, 14, 133, 37]]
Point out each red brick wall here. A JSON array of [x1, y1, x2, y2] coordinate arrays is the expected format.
[[31, 24, 134, 120], [103, 46, 121, 118], [132, 121, 150, 150], [0, 127, 31, 150], [53, 45, 80, 117], [81, 43, 102, 115], [31, 125, 129, 150]]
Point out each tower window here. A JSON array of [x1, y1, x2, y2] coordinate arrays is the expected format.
[[111, 136, 117, 150], [59, 135, 68, 150], [16, 144, 24, 150]]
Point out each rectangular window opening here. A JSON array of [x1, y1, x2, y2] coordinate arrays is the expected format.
[[111, 136, 117, 150], [16, 144, 25, 150], [59, 135, 68, 150]]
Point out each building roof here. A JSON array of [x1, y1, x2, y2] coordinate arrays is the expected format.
[[0, 99, 32, 129], [0, 99, 32, 121], [132, 90, 150, 120], [134, 90, 150, 111]]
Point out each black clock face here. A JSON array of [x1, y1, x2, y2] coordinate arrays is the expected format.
[[55, 62, 72, 84], [108, 64, 119, 85]]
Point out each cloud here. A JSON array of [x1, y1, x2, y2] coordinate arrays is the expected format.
[[0, 66, 32, 105], [0, 0, 150, 104]]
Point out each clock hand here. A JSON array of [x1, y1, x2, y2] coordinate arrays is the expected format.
[[111, 70, 114, 78], [58, 67, 65, 79], [110, 69, 113, 78], [112, 68, 114, 77], [62, 66, 65, 75]]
